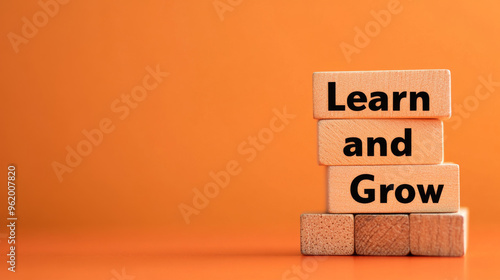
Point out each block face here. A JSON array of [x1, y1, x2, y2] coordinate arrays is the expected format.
[[327, 164, 459, 213], [300, 214, 354, 255], [355, 214, 410, 256], [313, 70, 451, 119], [318, 119, 443, 166], [410, 209, 468, 257]]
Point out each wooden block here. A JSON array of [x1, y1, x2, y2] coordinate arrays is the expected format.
[[300, 213, 354, 255], [318, 119, 443, 166], [313, 70, 451, 119], [327, 164, 459, 213], [410, 208, 468, 257], [355, 214, 410, 256]]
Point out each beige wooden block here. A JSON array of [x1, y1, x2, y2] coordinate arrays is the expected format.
[[318, 119, 443, 166], [327, 164, 459, 213], [410, 208, 468, 257], [355, 214, 410, 256], [300, 213, 354, 255], [313, 70, 451, 119]]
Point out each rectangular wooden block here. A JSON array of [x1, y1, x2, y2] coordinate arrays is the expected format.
[[318, 119, 443, 165], [327, 164, 459, 213], [313, 70, 451, 119], [300, 213, 354, 255], [355, 214, 410, 256], [410, 208, 468, 257]]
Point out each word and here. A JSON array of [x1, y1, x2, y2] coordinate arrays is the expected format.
[[328, 82, 430, 112], [344, 128, 411, 157], [350, 174, 444, 204]]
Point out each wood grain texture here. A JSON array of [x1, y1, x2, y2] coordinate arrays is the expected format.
[[410, 208, 468, 257], [313, 70, 451, 119], [318, 119, 443, 165], [355, 214, 410, 256], [300, 214, 354, 255], [327, 164, 460, 213]]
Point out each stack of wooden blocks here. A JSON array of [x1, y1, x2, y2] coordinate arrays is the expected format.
[[301, 70, 468, 256]]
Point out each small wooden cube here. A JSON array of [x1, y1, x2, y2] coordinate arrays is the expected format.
[[318, 119, 443, 165], [410, 208, 468, 256], [355, 214, 410, 256], [300, 214, 354, 255]]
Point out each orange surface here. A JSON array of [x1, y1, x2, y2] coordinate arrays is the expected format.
[[1, 0, 500, 279]]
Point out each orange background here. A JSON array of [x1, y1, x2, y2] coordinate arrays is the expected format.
[[1, 0, 500, 279]]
